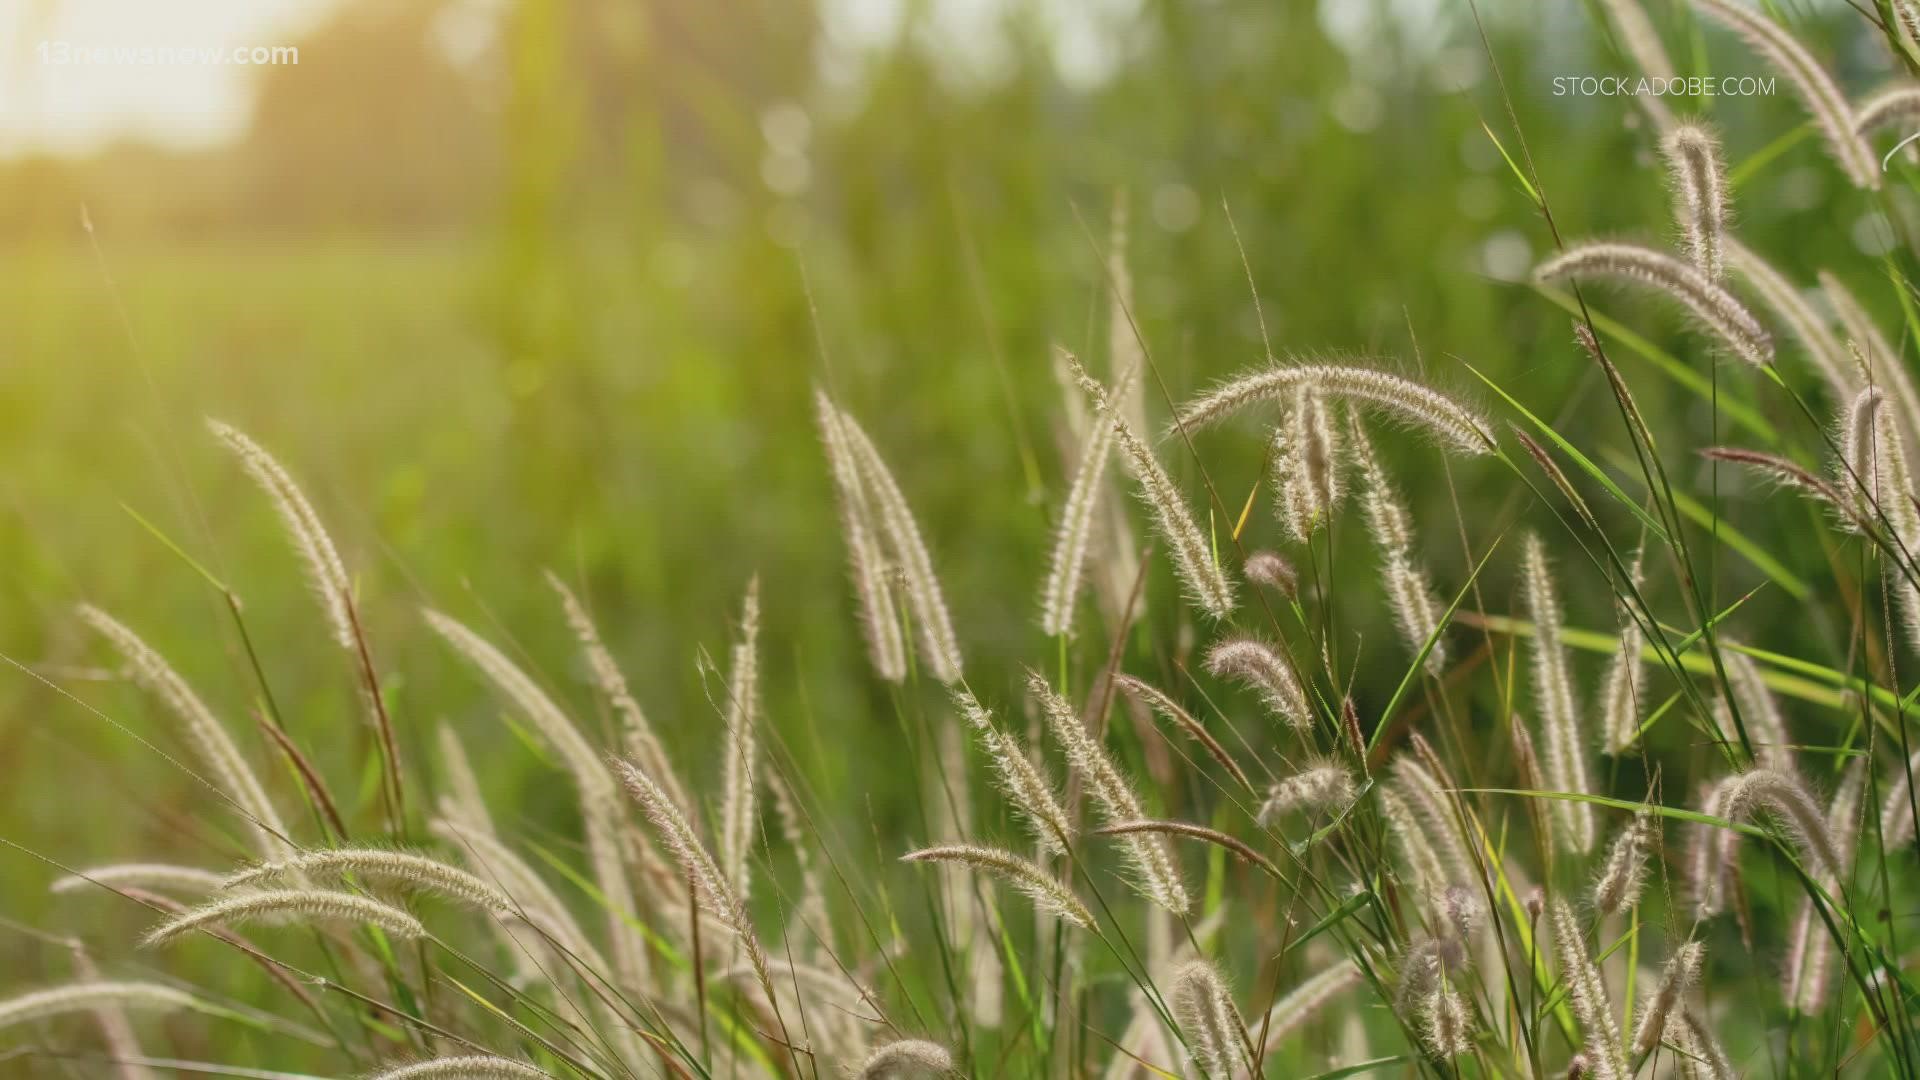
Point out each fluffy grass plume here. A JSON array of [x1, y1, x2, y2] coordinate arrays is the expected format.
[[1784, 761, 1865, 1013], [1241, 549, 1298, 598], [1591, 812, 1655, 915], [1172, 359, 1492, 456], [1597, 548, 1647, 755], [1855, 85, 1920, 137], [1203, 636, 1310, 730], [1713, 767, 1844, 878], [367, 1057, 552, 1080], [1112, 674, 1254, 793], [1520, 533, 1598, 852], [51, 864, 224, 897], [143, 888, 425, 946], [0, 981, 198, 1031], [78, 605, 293, 862], [1661, 124, 1727, 280], [223, 848, 516, 913], [837, 408, 964, 682], [1724, 239, 1853, 397], [1169, 959, 1251, 1079], [1693, 0, 1880, 189], [857, 1038, 954, 1078], [1350, 415, 1447, 674], [719, 577, 762, 901], [1040, 358, 1129, 637], [955, 688, 1073, 853], [1534, 243, 1772, 367], [814, 387, 908, 681], [1257, 760, 1355, 824], [1027, 669, 1189, 915], [1549, 896, 1628, 1080], [424, 609, 649, 992], [1720, 644, 1796, 772], [900, 844, 1091, 929], [1065, 351, 1235, 619], [546, 571, 690, 820], [206, 419, 355, 649], [1632, 939, 1705, 1057], [1271, 385, 1341, 543], [613, 756, 772, 994], [1822, 270, 1920, 445], [1255, 962, 1362, 1057]]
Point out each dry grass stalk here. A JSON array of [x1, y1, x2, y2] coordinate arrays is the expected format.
[[0, 981, 198, 1031], [1173, 360, 1492, 456]]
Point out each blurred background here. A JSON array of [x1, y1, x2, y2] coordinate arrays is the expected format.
[[1, 0, 1913, 1063]]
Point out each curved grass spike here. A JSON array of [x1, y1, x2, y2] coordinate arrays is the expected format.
[[78, 606, 294, 863], [1591, 812, 1655, 914], [224, 848, 517, 913], [1256, 962, 1362, 1057], [857, 1038, 954, 1079], [1724, 240, 1852, 397], [1041, 360, 1131, 637], [1598, 0, 1679, 130], [1173, 360, 1492, 456], [143, 888, 425, 946], [1203, 636, 1310, 730], [1520, 533, 1598, 853], [1598, 548, 1647, 755], [1028, 669, 1189, 915], [51, 864, 224, 897], [1661, 124, 1727, 280], [954, 688, 1073, 853], [368, 1058, 553, 1080], [1856, 85, 1920, 137], [1783, 760, 1864, 1013], [1257, 760, 1356, 824], [900, 844, 1091, 929], [1632, 940, 1703, 1057], [1719, 645, 1795, 773], [546, 572, 690, 821], [1879, 748, 1920, 848], [1693, 0, 1879, 189], [1351, 415, 1447, 674], [424, 610, 649, 993], [1065, 351, 1235, 620], [1170, 959, 1251, 1079], [719, 577, 761, 901], [1549, 897, 1628, 1080], [837, 409, 964, 682], [206, 419, 354, 650], [1534, 243, 1771, 367], [1821, 270, 1920, 445], [814, 387, 908, 681], [614, 756, 775, 1000], [1112, 674, 1255, 794], [1272, 385, 1340, 543], [0, 982, 199, 1032]]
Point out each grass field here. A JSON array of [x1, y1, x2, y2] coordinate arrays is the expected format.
[[5, 1, 1920, 1077]]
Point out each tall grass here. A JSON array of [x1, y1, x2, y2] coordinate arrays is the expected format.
[[8, 3, 1920, 1078]]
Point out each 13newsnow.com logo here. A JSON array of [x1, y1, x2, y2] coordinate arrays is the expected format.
[[1552, 75, 1777, 98]]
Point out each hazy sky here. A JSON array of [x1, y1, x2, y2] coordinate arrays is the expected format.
[[0, 0, 334, 156], [0, 0, 1145, 159]]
